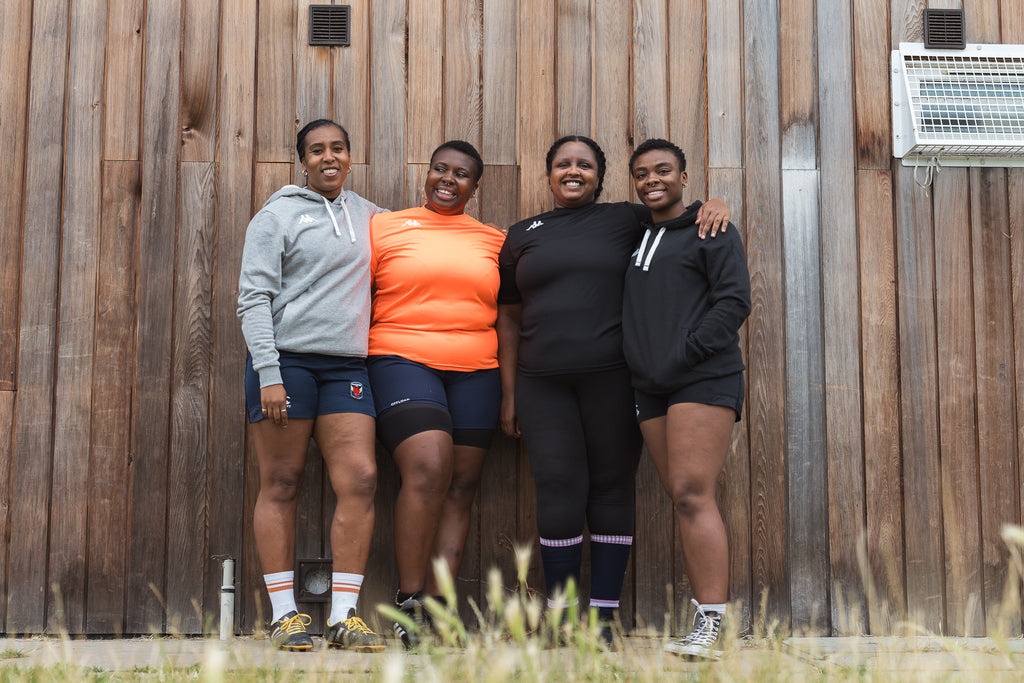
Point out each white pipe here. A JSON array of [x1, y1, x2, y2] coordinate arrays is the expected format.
[[220, 558, 235, 640]]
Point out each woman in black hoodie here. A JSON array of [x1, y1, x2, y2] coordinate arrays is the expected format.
[[623, 138, 751, 659]]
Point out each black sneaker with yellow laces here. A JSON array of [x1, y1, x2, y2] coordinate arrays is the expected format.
[[324, 609, 385, 652], [269, 610, 313, 651]]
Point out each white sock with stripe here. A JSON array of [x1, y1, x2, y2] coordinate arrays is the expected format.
[[264, 571, 298, 622], [329, 572, 364, 624]]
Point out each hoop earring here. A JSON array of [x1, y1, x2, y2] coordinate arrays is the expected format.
[[466, 196, 478, 213]]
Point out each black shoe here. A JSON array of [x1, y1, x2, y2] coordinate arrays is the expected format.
[[393, 593, 425, 649], [324, 609, 385, 652], [269, 611, 313, 651]]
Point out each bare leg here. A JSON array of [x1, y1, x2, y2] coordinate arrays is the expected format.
[[392, 430, 454, 594], [425, 444, 487, 596], [641, 403, 734, 603], [252, 418, 316, 574], [315, 413, 377, 575]]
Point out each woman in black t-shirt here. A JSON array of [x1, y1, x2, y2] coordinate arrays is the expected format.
[[496, 135, 729, 642]]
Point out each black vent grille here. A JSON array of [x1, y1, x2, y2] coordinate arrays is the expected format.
[[309, 5, 350, 47], [924, 8, 965, 50]]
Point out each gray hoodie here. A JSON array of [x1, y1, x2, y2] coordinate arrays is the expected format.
[[237, 185, 385, 388]]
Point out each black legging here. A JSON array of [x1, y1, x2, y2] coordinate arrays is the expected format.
[[516, 367, 643, 541]]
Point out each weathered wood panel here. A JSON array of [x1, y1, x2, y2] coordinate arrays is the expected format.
[[782, 169, 828, 631], [969, 168, 1018, 635], [967, 0, 1018, 640], [181, 0, 219, 162], [256, 0, 295, 163], [445, 0, 483, 145], [933, 168, 983, 637], [632, 0, 668, 140], [126, 0, 182, 634], [206, 0, 255, 631], [857, 169, 904, 634], [0, 1, 31, 391], [367, 0, 406, 212], [87, 161, 140, 633], [894, 165, 944, 633], [707, 0, 742, 169], [48, 0, 106, 633], [556, 0, 591, 136], [7, 0, 69, 633], [0, 392, 13, 626], [743, 0, 789, 628], [166, 162, 216, 633], [1011, 168, 1024, 543], [853, 0, 890, 169], [406, 0, 442, 162], [818, 0, 866, 635], [103, 0, 144, 160], [780, 0, 817, 170], [593, 0, 631, 203], [481, 0, 517, 164]]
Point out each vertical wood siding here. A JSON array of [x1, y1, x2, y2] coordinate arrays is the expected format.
[[1, 0, 1022, 637]]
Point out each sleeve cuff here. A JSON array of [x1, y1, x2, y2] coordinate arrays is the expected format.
[[257, 365, 283, 389]]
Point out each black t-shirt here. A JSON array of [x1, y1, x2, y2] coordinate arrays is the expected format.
[[498, 202, 647, 375]]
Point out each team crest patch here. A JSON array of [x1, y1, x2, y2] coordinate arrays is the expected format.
[[350, 382, 364, 399]]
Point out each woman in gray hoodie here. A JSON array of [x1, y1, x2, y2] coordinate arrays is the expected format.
[[237, 119, 385, 652]]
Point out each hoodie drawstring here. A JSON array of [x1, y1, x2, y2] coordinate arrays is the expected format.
[[322, 194, 356, 243], [634, 229, 652, 267], [635, 226, 666, 271]]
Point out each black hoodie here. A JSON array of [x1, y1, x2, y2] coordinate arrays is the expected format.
[[622, 200, 751, 394]]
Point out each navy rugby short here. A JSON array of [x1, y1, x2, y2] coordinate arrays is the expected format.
[[245, 351, 375, 423]]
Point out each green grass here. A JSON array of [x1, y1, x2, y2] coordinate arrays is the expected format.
[[5, 531, 1024, 681]]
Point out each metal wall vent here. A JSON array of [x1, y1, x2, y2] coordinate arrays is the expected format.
[[892, 42, 1024, 167], [924, 9, 965, 50], [309, 5, 350, 47]]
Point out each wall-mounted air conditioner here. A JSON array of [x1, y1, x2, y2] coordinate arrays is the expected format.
[[892, 42, 1024, 167]]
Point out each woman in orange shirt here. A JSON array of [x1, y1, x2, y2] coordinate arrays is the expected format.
[[367, 140, 506, 648]]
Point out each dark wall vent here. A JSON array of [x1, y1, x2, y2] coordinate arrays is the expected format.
[[924, 8, 965, 50], [309, 5, 350, 47]]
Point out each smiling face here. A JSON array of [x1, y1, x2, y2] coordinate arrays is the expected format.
[[300, 125, 351, 199], [631, 148, 688, 222], [423, 148, 480, 216], [547, 141, 601, 209]]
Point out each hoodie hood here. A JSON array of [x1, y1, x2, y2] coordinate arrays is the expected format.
[[264, 184, 357, 242]]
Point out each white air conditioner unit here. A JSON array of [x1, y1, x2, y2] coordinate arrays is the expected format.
[[892, 42, 1024, 167]]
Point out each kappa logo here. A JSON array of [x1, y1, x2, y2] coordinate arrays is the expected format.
[[298, 214, 315, 224], [526, 220, 544, 231], [402, 219, 423, 227]]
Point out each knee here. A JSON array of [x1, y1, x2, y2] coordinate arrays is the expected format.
[[668, 480, 714, 521], [260, 470, 304, 503], [402, 457, 452, 498], [446, 470, 482, 509], [334, 462, 377, 501]]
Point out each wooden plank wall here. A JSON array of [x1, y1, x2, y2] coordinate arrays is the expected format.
[[0, 0, 1022, 638]]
